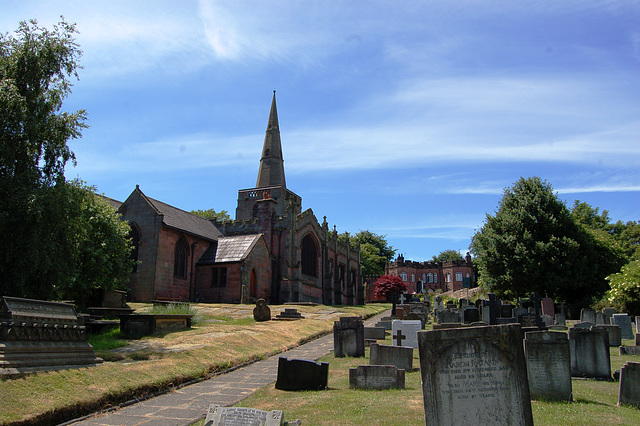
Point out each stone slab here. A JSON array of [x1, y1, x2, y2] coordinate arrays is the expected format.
[[524, 331, 572, 401], [204, 404, 283, 425], [618, 362, 640, 408], [349, 365, 405, 390], [369, 343, 413, 371]]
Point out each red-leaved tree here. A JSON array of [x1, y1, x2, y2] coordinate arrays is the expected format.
[[373, 275, 408, 316]]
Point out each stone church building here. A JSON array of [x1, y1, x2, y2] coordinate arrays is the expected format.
[[112, 93, 362, 305]]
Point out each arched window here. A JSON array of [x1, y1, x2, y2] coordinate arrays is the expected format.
[[434, 273, 438, 283], [422, 273, 426, 283], [400, 272, 408, 282], [301, 234, 318, 277], [411, 273, 416, 282], [250, 268, 257, 298], [129, 223, 141, 273], [427, 273, 433, 283], [456, 272, 463, 282], [174, 236, 189, 279]]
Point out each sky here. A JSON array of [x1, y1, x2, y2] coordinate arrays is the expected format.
[[3, 1, 639, 262]]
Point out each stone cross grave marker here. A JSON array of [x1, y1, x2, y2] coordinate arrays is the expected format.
[[392, 320, 421, 348], [618, 362, 640, 408], [205, 404, 284, 425], [418, 324, 533, 426], [524, 331, 572, 401]]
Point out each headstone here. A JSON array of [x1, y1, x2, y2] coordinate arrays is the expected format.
[[612, 314, 634, 340], [595, 324, 622, 347], [542, 315, 554, 327], [524, 331, 572, 401], [333, 316, 365, 357], [573, 321, 595, 329], [602, 307, 617, 325], [349, 365, 405, 390], [541, 298, 555, 318], [636, 316, 640, 333], [405, 312, 426, 328], [275, 308, 304, 320], [205, 405, 284, 426], [462, 307, 480, 324], [437, 309, 459, 324], [618, 362, 640, 408], [500, 303, 514, 319], [517, 313, 538, 328], [418, 324, 534, 426], [363, 326, 385, 341], [434, 296, 443, 311], [392, 320, 421, 348], [369, 343, 413, 372], [514, 307, 528, 321], [0, 297, 102, 377], [482, 293, 500, 325], [619, 346, 640, 355], [581, 308, 596, 324], [636, 333, 640, 346], [569, 326, 611, 380], [446, 301, 456, 310], [253, 299, 271, 322], [555, 313, 566, 326], [275, 357, 328, 391], [595, 311, 605, 325]]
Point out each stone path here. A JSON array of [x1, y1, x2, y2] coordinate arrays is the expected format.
[[68, 311, 389, 426]]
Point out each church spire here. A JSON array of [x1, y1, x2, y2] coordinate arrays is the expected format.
[[256, 91, 286, 188]]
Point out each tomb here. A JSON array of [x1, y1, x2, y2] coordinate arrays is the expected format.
[[0, 297, 102, 377], [275, 357, 328, 391], [333, 316, 365, 357], [369, 343, 413, 372], [569, 326, 611, 380], [275, 308, 304, 320], [524, 331, 572, 401], [205, 404, 290, 425], [253, 298, 271, 322], [118, 313, 193, 338], [418, 324, 533, 425]]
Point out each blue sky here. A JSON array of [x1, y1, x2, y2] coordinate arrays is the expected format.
[[3, 1, 639, 261]]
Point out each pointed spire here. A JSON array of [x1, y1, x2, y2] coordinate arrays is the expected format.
[[256, 91, 286, 188]]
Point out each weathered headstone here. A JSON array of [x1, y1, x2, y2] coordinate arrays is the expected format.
[[555, 313, 566, 326], [612, 314, 634, 340], [333, 316, 365, 357], [500, 303, 514, 319], [618, 362, 640, 408], [349, 365, 405, 390], [363, 326, 385, 341], [596, 324, 622, 347], [619, 346, 640, 355], [369, 343, 413, 372], [462, 307, 480, 324], [636, 316, 640, 333], [418, 324, 533, 426], [275, 357, 328, 391], [541, 298, 555, 318], [482, 293, 500, 325], [602, 307, 617, 325], [581, 308, 596, 324], [205, 405, 284, 425], [0, 297, 102, 377], [569, 326, 611, 380], [524, 331, 572, 401], [595, 311, 605, 325], [253, 299, 271, 322], [392, 320, 421, 348], [517, 312, 538, 328], [437, 309, 459, 324], [405, 312, 426, 328], [636, 333, 640, 346]]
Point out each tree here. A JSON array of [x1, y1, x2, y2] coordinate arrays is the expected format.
[[191, 208, 231, 221], [373, 274, 407, 316], [604, 260, 640, 316], [338, 230, 396, 278], [470, 177, 625, 306], [432, 249, 462, 262]]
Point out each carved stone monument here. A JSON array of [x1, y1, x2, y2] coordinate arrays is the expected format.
[[253, 298, 271, 322], [333, 316, 364, 357]]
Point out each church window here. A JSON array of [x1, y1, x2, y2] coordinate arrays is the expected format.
[[456, 272, 463, 282], [211, 267, 227, 288], [173, 236, 189, 279], [427, 273, 433, 283], [301, 234, 318, 277], [411, 273, 416, 282], [400, 272, 408, 282], [129, 223, 141, 273]]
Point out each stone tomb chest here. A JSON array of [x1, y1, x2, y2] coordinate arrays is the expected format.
[[0, 296, 102, 377], [418, 324, 533, 426], [119, 313, 193, 338]]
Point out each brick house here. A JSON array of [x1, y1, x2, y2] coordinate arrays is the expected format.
[[114, 92, 361, 305]]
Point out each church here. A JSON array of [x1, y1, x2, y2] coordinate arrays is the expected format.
[[111, 93, 363, 306]]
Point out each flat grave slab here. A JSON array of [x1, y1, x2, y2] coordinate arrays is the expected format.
[[205, 404, 284, 425]]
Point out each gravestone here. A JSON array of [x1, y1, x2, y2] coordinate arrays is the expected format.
[[275, 357, 328, 391], [500, 303, 514, 319], [369, 343, 413, 372], [555, 313, 566, 326], [363, 326, 386, 341], [119, 314, 193, 338], [392, 320, 421, 348], [596, 324, 622, 347], [514, 307, 528, 321], [437, 309, 459, 324], [462, 307, 480, 324], [517, 312, 538, 328], [618, 362, 640, 408], [405, 312, 426, 328], [524, 331, 572, 401], [418, 324, 533, 426], [569, 326, 611, 379], [541, 298, 555, 318], [333, 316, 365, 357], [275, 308, 304, 320], [636, 333, 640, 346], [619, 346, 640, 355], [0, 297, 102, 377], [205, 405, 284, 425], [636, 316, 640, 333], [611, 314, 634, 340], [482, 293, 500, 325], [349, 365, 405, 390], [253, 299, 271, 322], [573, 321, 595, 329], [602, 307, 617, 325], [581, 308, 596, 324], [595, 311, 605, 325]]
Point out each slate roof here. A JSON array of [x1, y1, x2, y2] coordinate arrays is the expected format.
[[197, 234, 263, 265], [98, 194, 123, 210], [145, 196, 223, 242]]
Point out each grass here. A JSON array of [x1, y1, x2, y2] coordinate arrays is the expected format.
[[0, 302, 388, 426], [189, 331, 640, 425]]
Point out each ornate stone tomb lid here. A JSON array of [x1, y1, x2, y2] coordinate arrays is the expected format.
[[1, 297, 79, 324]]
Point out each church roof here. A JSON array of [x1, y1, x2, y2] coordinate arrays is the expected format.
[[146, 196, 223, 242], [197, 234, 263, 265], [256, 91, 286, 188]]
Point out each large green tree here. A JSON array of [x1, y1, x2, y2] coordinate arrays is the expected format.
[[432, 249, 463, 262], [190, 208, 231, 221], [1, 20, 132, 301], [338, 230, 396, 278], [470, 177, 625, 306]]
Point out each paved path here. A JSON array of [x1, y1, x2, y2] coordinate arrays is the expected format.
[[69, 311, 389, 426]]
